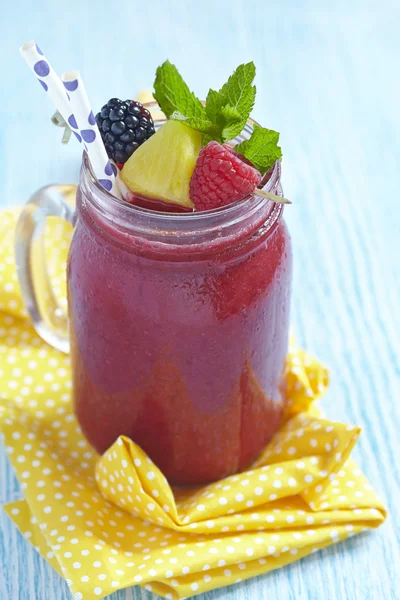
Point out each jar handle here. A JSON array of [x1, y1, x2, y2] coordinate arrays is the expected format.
[[15, 184, 76, 354]]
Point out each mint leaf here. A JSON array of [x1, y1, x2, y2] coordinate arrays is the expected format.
[[170, 111, 220, 139], [220, 62, 256, 122], [205, 93, 242, 141], [219, 104, 243, 142], [235, 125, 282, 175], [154, 60, 206, 120], [205, 88, 227, 123], [205, 63, 256, 142]]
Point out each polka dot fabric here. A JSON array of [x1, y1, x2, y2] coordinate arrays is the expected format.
[[0, 206, 386, 600]]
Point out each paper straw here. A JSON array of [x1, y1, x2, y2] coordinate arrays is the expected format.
[[20, 41, 121, 198], [19, 41, 82, 145], [62, 70, 121, 198]]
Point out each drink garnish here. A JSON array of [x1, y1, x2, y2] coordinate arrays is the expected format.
[[121, 120, 201, 208], [118, 61, 290, 209], [96, 99, 155, 165], [154, 60, 282, 176], [189, 141, 261, 211]]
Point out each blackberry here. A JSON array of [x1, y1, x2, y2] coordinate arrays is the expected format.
[[95, 98, 155, 165]]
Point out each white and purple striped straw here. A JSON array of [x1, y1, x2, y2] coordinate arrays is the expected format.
[[19, 41, 121, 198]]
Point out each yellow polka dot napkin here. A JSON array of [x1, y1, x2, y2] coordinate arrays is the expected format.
[[0, 204, 386, 600]]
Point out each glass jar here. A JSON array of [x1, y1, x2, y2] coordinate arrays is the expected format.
[[16, 119, 292, 485]]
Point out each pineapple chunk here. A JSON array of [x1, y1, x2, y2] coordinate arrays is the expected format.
[[121, 120, 201, 208]]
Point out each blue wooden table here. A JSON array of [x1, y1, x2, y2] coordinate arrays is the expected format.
[[1, 1, 399, 598]]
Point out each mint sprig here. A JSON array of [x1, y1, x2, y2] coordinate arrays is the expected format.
[[235, 125, 282, 175], [153, 61, 282, 174]]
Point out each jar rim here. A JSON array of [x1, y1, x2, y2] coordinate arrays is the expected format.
[[79, 108, 284, 252]]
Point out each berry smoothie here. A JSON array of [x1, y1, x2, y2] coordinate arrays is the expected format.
[[68, 60, 293, 484], [69, 159, 292, 484]]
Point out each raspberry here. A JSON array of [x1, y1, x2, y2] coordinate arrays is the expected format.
[[189, 141, 261, 211], [95, 98, 155, 165]]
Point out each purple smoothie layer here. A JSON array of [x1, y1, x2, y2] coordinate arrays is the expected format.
[[68, 191, 292, 484]]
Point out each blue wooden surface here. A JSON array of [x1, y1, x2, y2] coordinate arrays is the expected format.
[[1, 1, 399, 599]]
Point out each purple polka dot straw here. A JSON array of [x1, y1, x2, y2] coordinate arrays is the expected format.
[[20, 41, 74, 132], [20, 41, 121, 199], [62, 70, 121, 198]]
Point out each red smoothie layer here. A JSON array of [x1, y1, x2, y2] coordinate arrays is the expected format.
[[68, 192, 292, 485]]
